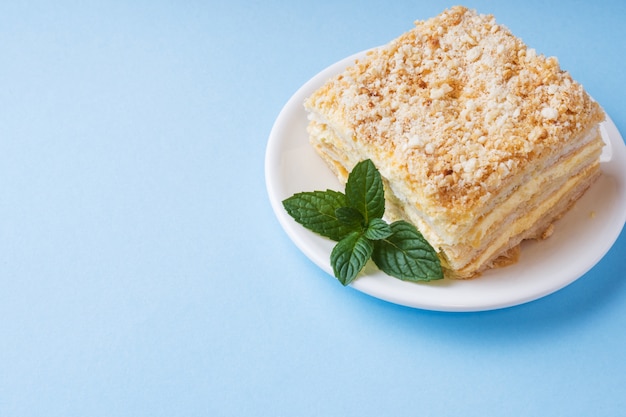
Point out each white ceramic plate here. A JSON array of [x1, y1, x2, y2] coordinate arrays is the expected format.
[[265, 49, 626, 312]]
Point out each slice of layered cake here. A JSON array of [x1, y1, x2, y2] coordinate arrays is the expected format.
[[304, 6, 605, 279]]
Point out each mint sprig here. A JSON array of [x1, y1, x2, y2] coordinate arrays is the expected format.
[[282, 159, 443, 285]]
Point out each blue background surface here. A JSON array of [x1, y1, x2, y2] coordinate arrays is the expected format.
[[1, 1, 625, 416]]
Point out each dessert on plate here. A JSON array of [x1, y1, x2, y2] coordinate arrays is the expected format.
[[304, 6, 605, 279]]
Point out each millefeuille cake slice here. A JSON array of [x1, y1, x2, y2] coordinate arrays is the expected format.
[[304, 6, 605, 279]]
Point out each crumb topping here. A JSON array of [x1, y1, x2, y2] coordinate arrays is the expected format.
[[306, 6, 604, 212]]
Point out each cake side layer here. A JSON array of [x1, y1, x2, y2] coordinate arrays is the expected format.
[[308, 121, 602, 278], [452, 163, 601, 278]]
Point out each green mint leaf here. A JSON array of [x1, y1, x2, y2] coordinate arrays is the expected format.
[[283, 159, 444, 285], [335, 206, 364, 228], [282, 190, 357, 241], [372, 220, 443, 282], [330, 231, 374, 286], [345, 159, 385, 223], [364, 218, 393, 240]]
